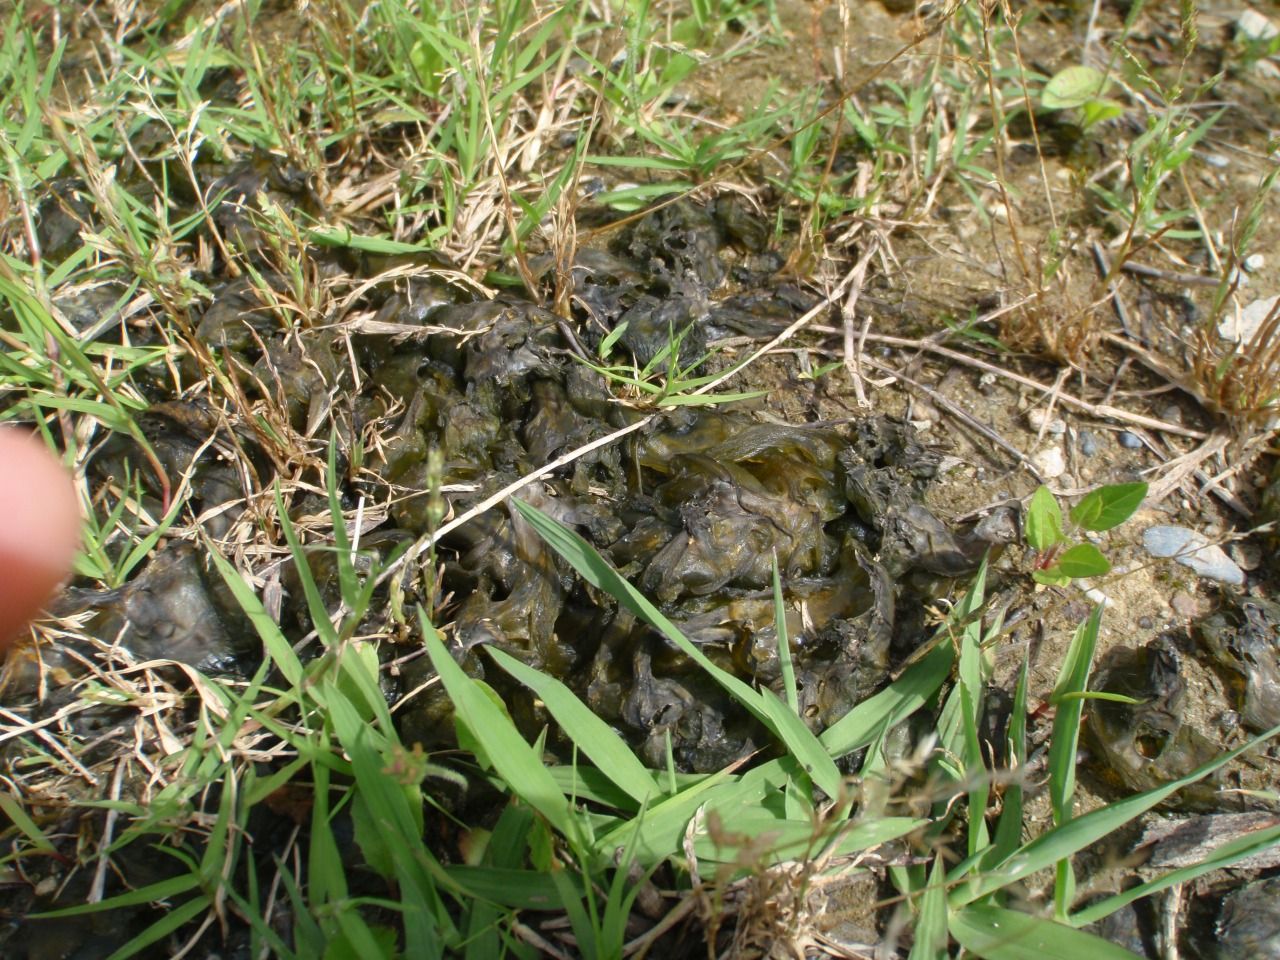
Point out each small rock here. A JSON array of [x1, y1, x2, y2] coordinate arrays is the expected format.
[[1078, 430, 1099, 457], [1083, 586, 1112, 608], [1218, 294, 1279, 344], [1219, 710, 1242, 735], [1205, 153, 1230, 169], [1230, 541, 1263, 571], [1033, 445, 1067, 479], [1157, 404, 1183, 425], [973, 507, 1019, 544], [1243, 253, 1266, 272], [1137, 615, 1154, 630], [1028, 408, 1067, 435], [1238, 8, 1280, 41], [1143, 525, 1246, 586], [1170, 590, 1201, 619], [1118, 431, 1143, 450]]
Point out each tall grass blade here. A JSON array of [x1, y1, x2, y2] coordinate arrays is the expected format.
[[487, 646, 659, 806], [512, 498, 844, 799], [951, 904, 1143, 959], [1069, 820, 1280, 927], [951, 721, 1280, 907], [908, 855, 947, 960], [772, 553, 799, 713], [1048, 604, 1104, 918], [420, 609, 579, 842], [823, 560, 988, 757]]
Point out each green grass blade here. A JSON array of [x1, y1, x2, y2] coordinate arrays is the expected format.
[[420, 609, 579, 842], [205, 540, 305, 687], [950, 904, 1144, 960], [1048, 603, 1104, 917], [275, 484, 338, 648], [448, 864, 573, 910], [104, 894, 212, 960], [325, 678, 450, 957], [908, 856, 947, 960], [982, 655, 1028, 873], [772, 554, 798, 713], [950, 721, 1280, 907], [594, 769, 740, 865], [487, 646, 659, 806], [694, 813, 924, 865], [512, 499, 843, 800], [1069, 821, 1280, 927], [33, 873, 201, 917], [0, 792, 57, 855], [822, 560, 987, 757]]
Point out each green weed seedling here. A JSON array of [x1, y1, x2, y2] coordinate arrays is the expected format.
[[1024, 481, 1148, 587], [1039, 65, 1125, 132]]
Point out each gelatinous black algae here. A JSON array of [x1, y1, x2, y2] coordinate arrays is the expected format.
[[62, 191, 990, 775]]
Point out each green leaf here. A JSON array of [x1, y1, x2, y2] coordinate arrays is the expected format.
[[1032, 568, 1072, 587], [1041, 66, 1110, 111], [1069, 483, 1147, 532], [772, 555, 798, 714], [0, 792, 57, 854], [594, 770, 740, 865], [982, 655, 1028, 871], [1025, 486, 1065, 551], [822, 559, 987, 758], [1070, 820, 1280, 927], [307, 225, 436, 255], [1055, 543, 1110, 579], [952, 904, 1144, 959], [657, 389, 769, 407], [447, 865, 574, 910], [691, 812, 924, 865], [598, 320, 629, 358], [1080, 98, 1124, 128]]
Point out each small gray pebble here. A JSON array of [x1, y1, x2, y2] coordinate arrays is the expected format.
[[1143, 525, 1245, 586], [973, 507, 1019, 545], [1118, 431, 1143, 450], [1078, 430, 1098, 457], [1137, 616, 1153, 629]]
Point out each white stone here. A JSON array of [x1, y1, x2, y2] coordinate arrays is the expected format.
[[1218, 294, 1280, 343], [1238, 8, 1280, 41], [1243, 253, 1266, 272], [1032, 445, 1066, 479], [1027, 408, 1066, 435], [1083, 586, 1113, 608]]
